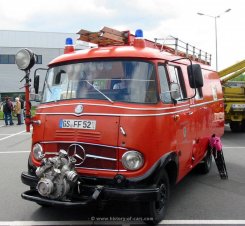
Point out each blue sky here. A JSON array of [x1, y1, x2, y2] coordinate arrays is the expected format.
[[0, 0, 244, 70]]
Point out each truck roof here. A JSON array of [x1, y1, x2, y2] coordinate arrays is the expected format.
[[49, 45, 182, 65], [49, 45, 213, 72]]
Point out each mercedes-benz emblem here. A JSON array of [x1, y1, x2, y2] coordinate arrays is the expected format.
[[75, 104, 83, 114], [67, 144, 86, 166]]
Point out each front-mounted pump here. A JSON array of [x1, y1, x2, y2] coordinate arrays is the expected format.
[[15, 48, 37, 132]]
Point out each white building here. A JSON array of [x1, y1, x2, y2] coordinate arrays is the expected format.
[[0, 30, 88, 100]]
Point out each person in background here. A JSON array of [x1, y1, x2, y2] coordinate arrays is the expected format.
[[3, 96, 14, 126], [14, 97, 21, 125], [19, 95, 25, 124]]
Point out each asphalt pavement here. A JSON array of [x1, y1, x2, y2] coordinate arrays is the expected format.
[[0, 121, 245, 226]]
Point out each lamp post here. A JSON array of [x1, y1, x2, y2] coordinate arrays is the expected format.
[[197, 9, 231, 71]]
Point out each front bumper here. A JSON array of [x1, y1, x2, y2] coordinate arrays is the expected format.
[[21, 172, 160, 207]]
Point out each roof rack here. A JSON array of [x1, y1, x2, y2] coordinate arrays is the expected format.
[[155, 36, 212, 65], [77, 27, 211, 66]]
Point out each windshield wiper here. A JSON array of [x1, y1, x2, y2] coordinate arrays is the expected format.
[[85, 80, 114, 103]]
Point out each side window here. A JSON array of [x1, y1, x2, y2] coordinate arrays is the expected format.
[[158, 64, 172, 103], [168, 65, 187, 100]]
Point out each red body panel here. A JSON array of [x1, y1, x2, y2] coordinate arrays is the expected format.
[[31, 44, 224, 183]]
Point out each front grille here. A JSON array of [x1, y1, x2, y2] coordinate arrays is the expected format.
[[55, 130, 101, 142], [56, 143, 118, 170], [77, 131, 101, 141], [55, 130, 75, 139]]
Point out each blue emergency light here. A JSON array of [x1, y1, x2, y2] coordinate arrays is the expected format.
[[65, 38, 73, 45], [135, 29, 143, 38], [64, 37, 75, 53]]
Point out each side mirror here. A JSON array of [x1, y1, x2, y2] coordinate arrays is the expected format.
[[34, 75, 40, 94], [170, 82, 181, 100], [187, 64, 203, 88], [33, 67, 48, 93]]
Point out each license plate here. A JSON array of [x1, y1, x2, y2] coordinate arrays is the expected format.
[[60, 119, 96, 130], [232, 104, 245, 109]]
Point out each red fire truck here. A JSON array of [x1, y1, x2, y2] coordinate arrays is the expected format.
[[16, 27, 224, 224]]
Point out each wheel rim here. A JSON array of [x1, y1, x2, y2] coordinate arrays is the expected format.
[[156, 183, 167, 212]]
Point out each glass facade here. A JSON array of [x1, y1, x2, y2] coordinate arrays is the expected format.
[[0, 54, 42, 64]]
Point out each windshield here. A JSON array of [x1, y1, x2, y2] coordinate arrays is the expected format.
[[42, 60, 157, 104]]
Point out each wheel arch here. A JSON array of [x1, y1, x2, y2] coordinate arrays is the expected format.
[[127, 151, 179, 186], [153, 151, 179, 186], [164, 160, 178, 187]]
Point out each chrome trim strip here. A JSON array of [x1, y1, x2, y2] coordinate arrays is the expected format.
[[38, 99, 223, 112], [35, 99, 223, 117], [44, 152, 58, 156], [191, 98, 224, 108], [86, 154, 117, 161], [36, 107, 190, 117], [44, 151, 117, 162], [38, 102, 190, 111], [75, 166, 127, 172], [40, 140, 127, 150]]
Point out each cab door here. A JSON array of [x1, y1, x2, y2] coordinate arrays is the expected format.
[[190, 86, 208, 164], [166, 64, 194, 179]]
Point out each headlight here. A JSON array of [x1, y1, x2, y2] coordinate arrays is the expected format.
[[122, 151, 144, 171], [33, 143, 44, 160], [15, 48, 36, 71]]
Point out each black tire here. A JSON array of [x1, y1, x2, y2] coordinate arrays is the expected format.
[[241, 120, 245, 132], [197, 149, 212, 174], [143, 170, 169, 225], [230, 121, 242, 132], [36, 202, 51, 207]]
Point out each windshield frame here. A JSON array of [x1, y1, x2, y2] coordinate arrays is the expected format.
[[41, 59, 159, 105]]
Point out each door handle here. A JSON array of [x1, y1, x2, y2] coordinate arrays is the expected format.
[[186, 111, 193, 116], [174, 114, 180, 121]]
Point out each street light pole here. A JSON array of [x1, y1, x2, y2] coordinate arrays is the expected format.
[[197, 9, 231, 71], [215, 16, 218, 71]]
